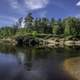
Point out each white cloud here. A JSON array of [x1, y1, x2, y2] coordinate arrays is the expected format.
[[0, 16, 18, 22], [8, 0, 49, 14], [8, 0, 49, 18], [0, 15, 18, 26], [76, 1, 80, 6], [8, 0, 27, 15], [9, 0, 49, 10], [9, 0, 20, 9], [75, 14, 80, 18], [24, 0, 49, 10]]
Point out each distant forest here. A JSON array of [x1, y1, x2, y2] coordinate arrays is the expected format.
[[0, 13, 80, 39]]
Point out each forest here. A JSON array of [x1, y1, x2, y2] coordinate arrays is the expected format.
[[0, 13, 80, 39]]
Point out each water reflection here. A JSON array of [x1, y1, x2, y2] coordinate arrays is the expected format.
[[0, 44, 79, 80], [0, 53, 25, 80]]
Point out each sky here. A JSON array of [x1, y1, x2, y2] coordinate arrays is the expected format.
[[0, 0, 80, 26]]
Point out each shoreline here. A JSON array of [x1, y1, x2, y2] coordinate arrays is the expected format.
[[64, 57, 80, 80], [1, 38, 80, 47]]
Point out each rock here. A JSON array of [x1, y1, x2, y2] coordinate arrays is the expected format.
[[16, 37, 24, 45], [64, 41, 75, 46], [64, 57, 80, 80], [16, 36, 39, 46], [29, 38, 39, 46], [23, 37, 30, 46]]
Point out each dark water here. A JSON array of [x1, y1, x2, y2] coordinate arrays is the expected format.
[[0, 45, 80, 80]]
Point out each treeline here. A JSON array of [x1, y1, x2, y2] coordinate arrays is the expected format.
[[0, 13, 80, 39], [0, 27, 16, 38]]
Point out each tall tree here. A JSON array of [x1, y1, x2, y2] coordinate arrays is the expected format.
[[63, 17, 80, 36], [57, 18, 64, 35], [25, 13, 34, 29]]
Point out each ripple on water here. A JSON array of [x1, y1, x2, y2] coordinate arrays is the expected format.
[[0, 53, 26, 80]]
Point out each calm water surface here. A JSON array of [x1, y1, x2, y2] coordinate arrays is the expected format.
[[0, 45, 80, 80]]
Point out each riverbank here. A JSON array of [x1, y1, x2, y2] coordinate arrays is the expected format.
[[1, 38, 80, 47], [0, 38, 16, 45], [47, 40, 80, 47], [64, 57, 80, 80]]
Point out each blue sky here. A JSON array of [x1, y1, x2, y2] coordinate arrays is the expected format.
[[0, 0, 80, 26]]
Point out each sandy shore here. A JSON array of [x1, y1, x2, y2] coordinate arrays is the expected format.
[[64, 57, 80, 80]]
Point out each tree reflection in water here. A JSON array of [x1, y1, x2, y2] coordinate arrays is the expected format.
[[0, 44, 79, 80]]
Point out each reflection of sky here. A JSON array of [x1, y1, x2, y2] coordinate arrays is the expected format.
[[0, 53, 17, 64], [17, 52, 25, 64], [0, 53, 25, 80]]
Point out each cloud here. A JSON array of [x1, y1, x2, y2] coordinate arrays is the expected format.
[[8, 0, 49, 16], [9, 0, 49, 10], [24, 0, 49, 10], [8, 0, 27, 15], [0, 15, 18, 22], [75, 14, 80, 18], [9, 0, 20, 9], [0, 15, 18, 26], [76, 1, 80, 6]]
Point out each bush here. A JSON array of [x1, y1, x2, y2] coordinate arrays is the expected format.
[[32, 31, 38, 38]]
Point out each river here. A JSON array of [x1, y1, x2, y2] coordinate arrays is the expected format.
[[0, 44, 79, 80]]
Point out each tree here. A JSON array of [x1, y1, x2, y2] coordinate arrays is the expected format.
[[50, 18, 57, 34], [15, 17, 23, 29], [57, 19, 64, 35], [63, 17, 80, 37], [0, 27, 16, 38], [33, 18, 39, 31], [25, 13, 34, 29], [41, 17, 49, 33]]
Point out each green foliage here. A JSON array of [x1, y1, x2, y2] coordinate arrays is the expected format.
[[52, 19, 63, 35], [32, 31, 38, 38], [63, 17, 80, 37], [0, 13, 80, 39], [24, 13, 34, 29], [0, 27, 16, 39]]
